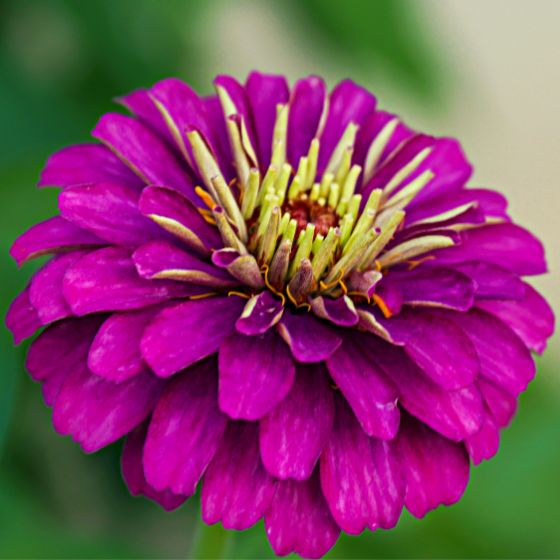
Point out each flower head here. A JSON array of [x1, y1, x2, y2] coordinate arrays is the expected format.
[[6, 73, 554, 558]]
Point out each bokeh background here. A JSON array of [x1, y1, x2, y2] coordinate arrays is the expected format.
[[1, 0, 558, 558]]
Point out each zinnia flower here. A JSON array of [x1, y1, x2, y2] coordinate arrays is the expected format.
[[6, 72, 554, 558]]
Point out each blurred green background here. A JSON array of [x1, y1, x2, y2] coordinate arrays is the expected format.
[[1, 0, 558, 558]]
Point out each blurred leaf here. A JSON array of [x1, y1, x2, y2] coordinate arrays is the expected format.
[[287, 0, 444, 104]]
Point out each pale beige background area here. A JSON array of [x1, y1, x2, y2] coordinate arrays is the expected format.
[[191, 0, 559, 360]]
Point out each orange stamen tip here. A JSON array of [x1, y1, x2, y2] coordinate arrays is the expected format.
[[372, 294, 393, 318], [195, 186, 216, 209], [407, 255, 436, 270], [227, 290, 251, 300], [189, 292, 218, 300]]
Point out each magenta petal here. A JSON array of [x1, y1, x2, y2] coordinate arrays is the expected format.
[[448, 261, 525, 300], [141, 296, 244, 378], [390, 267, 475, 311], [397, 415, 470, 518], [478, 379, 517, 428], [476, 283, 555, 354], [235, 291, 284, 336], [440, 308, 535, 395], [117, 89, 172, 143], [29, 251, 87, 324], [376, 309, 479, 390], [260, 364, 334, 480], [245, 72, 289, 167], [370, 337, 483, 441], [277, 310, 341, 363], [59, 182, 164, 246], [464, 412, 500, 465], [318, 80, 376, 172], [320, 397, 404, 534], [287, 76, 326, 166], [26, 316, 103, 406], [63, 247, 200, 315], [38, 143, 144, 190], [53, 366, 162, 453], [310, 295, 359, 327], [218, 331, 295, 420], [92, 113, 196, 202], [149, 78, 214, 161], [143, 360, 227, 496], [10, 216, 105, 266], [265, 471, 340, 559], [133, 240, 236, 287], [121, 423, 186, 511], [88, 304, 167, 383], [434, 223, 547, 276], [201, 421, 276, 530], [354, 110, 413, 177], [138, 186, 222, 253], [6, 287, 42, 344], [327, 333, 400, 439]]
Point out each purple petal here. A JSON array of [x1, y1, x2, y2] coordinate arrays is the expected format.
[[10, 216, 105, 266], [376, 309, 479, 390], [277, 310, 341, 363], [318, 80, 376, 172], [26, 316, 103, 406], [406, 187, 509, 224], [29, 251, 87, 324], [63, 246, 200, 315], [434, 223, 547, 276], [53, 366, 162, 453], [141, 296, 244, 378], [214, 75, 258, 154], [201, 421, 276, 530], [121, 423, 186, 511], [326, 332, 400, 439], [143, 359, 227, 495], [447, 261, 525, 300], [117, 89, 172, 143], [235, 291, 284, 336], [38, 143, 144, 190], [310, 295, 359, 327], [287, 76, 326, 166], [371, 279, 403, 317], [133, 240, 236, 287], [476, 283, 554, 354], [354, 110, 413, 179], [88, 304, 167, 383], [245, 72, 289, 167], [260, 364, 334, 480], [59, 182, 164, 246], [369, 337, 484, 441], [320, 397, 404, 534], [149, 78, 216, 164], [265, 471, 340, 559], [439, 308, 535, 395], [138, 186, 222, 254], [6, 287, 42, 344], [478, 379, 517, 427], [464, 412, 500, 465], [211, 249, 264, 290], [92, 113, 196, 202], [389, 267, 475, 311], [397, 414, 470, 518], [218, 331, 295, 420]]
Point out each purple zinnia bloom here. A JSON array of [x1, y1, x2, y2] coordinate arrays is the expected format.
[[6, 73, 555, 558]]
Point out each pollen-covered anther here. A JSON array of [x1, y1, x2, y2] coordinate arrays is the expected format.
[[190, 92, 447, 306]]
